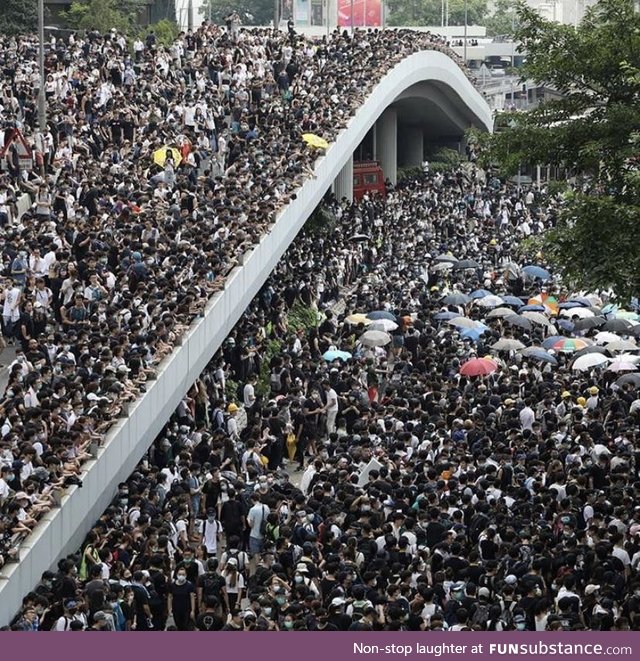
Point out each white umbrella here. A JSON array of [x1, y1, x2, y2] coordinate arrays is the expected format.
[[360, 330, 392, 347], [491, 338, 526, 352], [368, 319, 399, 333], [521, 311, 551, 326], [476, 295, 504, 308], [607, 359, 638, 372], [571, 353, 609, 371], [614, 353, 640, 363], [560, 307, 594, 319], [595, 331, 622, 345], [432, 262, 454, 272], [487, 307, 516, 318], [448, 317, 480, 330], [605, 340, 638, 352]]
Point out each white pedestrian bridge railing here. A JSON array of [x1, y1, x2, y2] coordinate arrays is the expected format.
[[0, 49, 491, 624]]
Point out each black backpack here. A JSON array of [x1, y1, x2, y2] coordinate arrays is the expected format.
[[201, 572, 223, 598]]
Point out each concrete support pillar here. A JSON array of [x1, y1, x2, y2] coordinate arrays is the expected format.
[[376, 108, 397, 185], [334, 154, 353, 202], [403, 127, 424, 167]]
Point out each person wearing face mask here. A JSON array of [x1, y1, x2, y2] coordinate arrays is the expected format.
[[0, 465, 13, 501], [168, 568, 196, 631]]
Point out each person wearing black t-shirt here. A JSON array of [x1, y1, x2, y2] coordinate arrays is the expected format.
[[195, 597, 224, 631], [168, 569, 195, 631]]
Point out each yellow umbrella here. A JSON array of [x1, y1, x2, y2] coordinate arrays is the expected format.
[[345, 313, 372, 326], [302, 133, 329, 150], [153, 146, 182, 167]]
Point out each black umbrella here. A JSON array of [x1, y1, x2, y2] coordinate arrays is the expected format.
[[504, 314, 532, 331], [572, 316, 606, 331], [615, 373, 640, 387], [602, 318, 635, 333], [574, 345, 611, 358]]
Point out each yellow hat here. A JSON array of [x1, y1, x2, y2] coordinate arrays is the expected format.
[[504, 398, 515, 406], [588, 386, 599, 395], [561, 391, 571, 399], [227, 403, 239, 413], [490, 239, 497, 246], [577, 397, 586, 407]]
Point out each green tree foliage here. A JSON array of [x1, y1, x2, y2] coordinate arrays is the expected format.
[[480, 0, 640, 301], [64, 0, 145, 34], [0, 0, 37, 35], [386, 0, 487, 26], [484, 0, 518, 36], [147, 18, 180, 45], [199, 0, 275, 26]]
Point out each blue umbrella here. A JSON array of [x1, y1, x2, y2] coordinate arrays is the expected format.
[[322, 350, 352, 362], [542, 335, 567, 350], [519, 304, 547, 313], [434, 311, 459, 321], [522, 265, 551, 281], [602, 304, 618, 317], [442, 293, 471, 306], [502, 295, 525, 307], [461, 328, 485, 342], [520, 347, 558, 365], [367, 311, 397, 322], [557, 319, 575, 332], [470, 289, 493, 299]]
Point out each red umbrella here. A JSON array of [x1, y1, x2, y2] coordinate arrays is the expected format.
[[459, 358, 498, 377]]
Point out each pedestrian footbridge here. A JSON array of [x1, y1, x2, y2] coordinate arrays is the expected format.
[[0, 50, 491, 624]]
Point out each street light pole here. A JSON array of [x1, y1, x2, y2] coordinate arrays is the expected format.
[[463, 0, 468, 63], [37, 0, 46, 133]]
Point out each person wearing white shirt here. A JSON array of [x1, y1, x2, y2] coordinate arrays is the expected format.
[[322, 380, 339, 436], [519, 399, 535, 430]]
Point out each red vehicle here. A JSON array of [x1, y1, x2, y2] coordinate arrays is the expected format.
[[353, 161, 386, 201]]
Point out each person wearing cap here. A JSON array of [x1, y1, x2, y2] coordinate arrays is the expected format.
[[586, 386, 599, 410]]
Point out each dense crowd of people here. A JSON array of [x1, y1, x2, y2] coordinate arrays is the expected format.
[[7, 158, 640, 631], [0, 21, 472, 564]]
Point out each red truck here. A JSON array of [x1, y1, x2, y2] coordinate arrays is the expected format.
[[353, 161, 386, 201]]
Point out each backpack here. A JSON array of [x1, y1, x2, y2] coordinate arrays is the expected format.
[[259, 505, 269, 536], [201, 572, 223, 598], [227, 548, 246, 573], [471, 602, 490, 628]]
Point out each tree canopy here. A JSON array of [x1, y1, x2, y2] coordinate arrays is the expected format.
[[199, 0, 275, 25], [0, 0, 37, 35], [386, 0, 487, 27], [479, 0, 640, 301]]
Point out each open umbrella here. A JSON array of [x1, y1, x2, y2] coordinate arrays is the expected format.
[[615, 309, 640, 321], [153, 146, 182, 167], [560, 307, 594, 319], [559, 301, 585, 310], [605, 340, 638, 353], [492, 338, 526, 352], [602, 318, 635, 333], [542, 335, 567, 349], [519, 304, 547, 313], [615, 373, 640, 387], [522, 265, 551, 281], [360, 330, 392, 347], [521, 311, 551, 326], [503, 263, 523, 280], [442, 292, 471, 306], [367, 311, 397, 322], [571, 353, 609, 371], [528, 294, 559, 315], [368, 319, 399, 333], [461, 327, 486, 342], [434, 254, 458, 263], [322, 350, 352, 362], [501, 295, 525, 307], [573, 316, 606, 331], [574, 345, 611, 358], [432, 262, 454, 272], [520, 347, 558, 365], [476, 295, 504, 308], [345, 313, 371, 326], [504, 314, 532, 331], [607, 359, 638, 372], [453, 259, 482, 270], [470, 289, 493, 299], [595, 332, 622, 345], [348, 234, 372, 242], [449, 317, 486, 330], [487, 307, 515, 318], [434, 311, 459, 321], [302, 133, 329, 149], [551, 338, 591, 353], [459, 358, 498, 377], [566, 296, 593, 307]]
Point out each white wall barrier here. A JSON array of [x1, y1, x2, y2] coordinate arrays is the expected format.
[[0, 50, 491, 625]]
